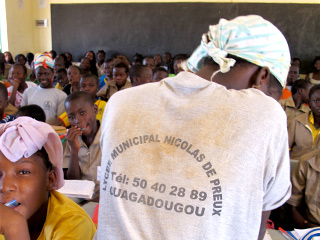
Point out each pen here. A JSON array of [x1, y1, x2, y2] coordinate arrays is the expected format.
[[59, 134, 66, 139], [278, 227, 297, 240], [4, 199, 18, 207]]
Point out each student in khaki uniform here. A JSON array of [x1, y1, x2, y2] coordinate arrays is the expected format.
[[279, 80, 312, 123], [63, 92, 101, 197], [97, 61, 131, 101], [287, 149, 320, 228], [288, 84, 320, 159], [55, 73, 106, 127]]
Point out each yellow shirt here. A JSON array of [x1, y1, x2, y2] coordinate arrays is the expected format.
[[0, 190, 96, 240], [55, 82, 64, 90], [59, 99, 107, 127], [308, 112, 320, 143]]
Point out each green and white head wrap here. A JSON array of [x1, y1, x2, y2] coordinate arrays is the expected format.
[[186, 15, 291, 87]]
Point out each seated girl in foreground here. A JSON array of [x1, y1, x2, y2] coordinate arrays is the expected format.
[[0, 117, 96, 240]]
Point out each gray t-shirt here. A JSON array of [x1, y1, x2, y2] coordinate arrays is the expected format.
[[97, 72, 291, 240], [21, 86, 67, 123]]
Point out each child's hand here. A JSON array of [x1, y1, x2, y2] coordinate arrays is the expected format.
[[0, 204, 30, 240], [66, 126, 82, 152], [12, 78, 21, 88]]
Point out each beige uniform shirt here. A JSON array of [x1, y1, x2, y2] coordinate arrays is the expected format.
[[279, 96, 310, 123], [287, 151, 320, 225], [63, 124, 102, 195], [97, 79, 132, 100], [288, 111, 320, 159]]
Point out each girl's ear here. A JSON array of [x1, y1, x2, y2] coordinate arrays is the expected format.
[[93, 104, 98, 116], [47, 170, 57, 191], [251, 67, 271, 89], [298, 88, 304, 95]]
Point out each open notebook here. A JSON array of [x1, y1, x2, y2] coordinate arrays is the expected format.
[[57, 180, 95, 199]]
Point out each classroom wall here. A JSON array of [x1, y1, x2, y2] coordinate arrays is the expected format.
[[4, 0, 320, 56], [5, 0, 34, 55]]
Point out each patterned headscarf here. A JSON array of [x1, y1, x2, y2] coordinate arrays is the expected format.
[[34, 52, 54, 70], [0, 117, 64, 189], [185, 15, 291, 87]]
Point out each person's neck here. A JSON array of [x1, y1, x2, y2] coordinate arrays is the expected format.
[[18, 81, 28, 92], [28, 198, 49, 240], [313, 113, 320, 129], [313, 70, 320, 79], [292, 94, 302, 109], [82, 120, 99, 148], [83, 69, 90, 75], [41, 85, 53, 89], [116, 82, 125, 90], [71, 82, 80, 92], [0, 112, 4, 120]]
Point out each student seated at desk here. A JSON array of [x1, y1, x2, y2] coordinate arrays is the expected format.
[[62, 65, 82, 96], [54, 74, 106, 127], [15, 104, 46, 122], [305, 56, 320, 85], [0, 83, 14, 124], [55, 68, 69, 91], [288, 84, 320, 159], [99, 58, 114, 90], [97, 61, 132, 101], [279, 79, 312, 123], [7, 63, 37, 108], [129, 65, 153, 87], [287, 149, 320, 228], [0, 117, 96, 240], [21, 53, 67, 124], [63, 92, 102, 197], [0, 53, 11, 81], [153, 67, 169, 82]]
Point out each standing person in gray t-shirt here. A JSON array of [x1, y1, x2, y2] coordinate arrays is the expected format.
[[97, 15, 292, 240]]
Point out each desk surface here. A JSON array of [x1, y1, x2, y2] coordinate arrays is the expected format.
[[266, 229, 287, 240]]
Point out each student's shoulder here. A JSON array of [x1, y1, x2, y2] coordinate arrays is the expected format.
[[23, 85, 39, 94], [49, 190, 92, 220], [294, 110, 310, 124], [45, 191, 96, 238], [26, 81, 37, 88], [48, 87, 67, 97], [95, 99, 107, 107], [232, 88, 285, 115]]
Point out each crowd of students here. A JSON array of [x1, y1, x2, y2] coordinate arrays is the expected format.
[[0, 49, 191, 239], [0, 15, 320, 239]]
